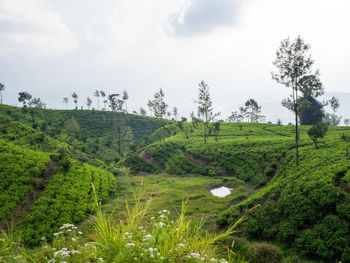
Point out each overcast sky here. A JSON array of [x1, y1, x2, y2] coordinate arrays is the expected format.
[[1, 0, 349, 122]]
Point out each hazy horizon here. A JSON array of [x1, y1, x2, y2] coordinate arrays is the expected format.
[[1, 0, 349, 123]]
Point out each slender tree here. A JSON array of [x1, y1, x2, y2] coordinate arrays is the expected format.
[[108, 93, 125, 155], [122, 90, 129, 112], [0, 82, 5, 104], [139, 107, 147, 116], [195, 81, 220, 143], [86, 97, 92, 109], [72, 92, 78, 110], [272, 36, 322, 166], [29, 97, 46, 108], [147, 100, 154, 116], [18, 92, 32, 107], [173, 107, 178, 121], [328, 96, 341, 126], [241, 99, 265, 123], [150, 88, 168, 153], [100, 90, 107, 110], [94, 90, 100, 110], [227, 111, 243, 122], [63, 97, 69, 109]]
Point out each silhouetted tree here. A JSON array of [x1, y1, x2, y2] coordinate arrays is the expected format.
[[63, 97, 69, 109], [272, 36, 322, 166], [150, 88, 168, 153], [241, 99, 265, 123], [18, 92, 32, 107], [29, 97, 46, 108], [86, 97, 92, 109], [173, 107, 178, 121], [147, 100, 153, 116], [100, 90, 107, 110], [72, 92, 78, 110], [122, 90, 129, 112], [195, 81, 220, 143], [0, 82, 5, 104], [139, 107, 147, 116], [108, 93, 125, 155], [227, 111, 243, 122], [299, 96, 325, 125], [94, 90, 100, 110]]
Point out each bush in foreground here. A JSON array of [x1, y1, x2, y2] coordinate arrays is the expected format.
[[247, 242, 282, 263]]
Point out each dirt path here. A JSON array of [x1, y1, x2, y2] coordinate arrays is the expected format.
[[139, 150, 165, 173]]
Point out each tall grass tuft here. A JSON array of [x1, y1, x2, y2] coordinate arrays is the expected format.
[[91, 185, 244, 262]]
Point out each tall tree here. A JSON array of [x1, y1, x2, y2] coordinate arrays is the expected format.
[[150, 88, 168, 153], [108, 93, 125, 155], [122, 90, 129, 112], [139, 107, 147, 116], [63, 97, 69, 109], [242, 99, 265, 123], [272, 36, 322, 166], [195, 81, 220, 143], [86, 97, 92, 109], [29, 97, 46, 108], [0, 82, 5, 104], [173, 107, 178, 121], [100, 90, 107, 110], [71, 92, 78, 110], [147, 100, 154, 116], [328, 96, 341, 126], [18, 92, 32, 107], [227, 111, 243, 122], [299, 96, 325, 125], [94, 90, 100, 110]]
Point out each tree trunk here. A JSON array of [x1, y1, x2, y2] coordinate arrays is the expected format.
[[162, 120, 166, 155], [117, 126, 121, 155]]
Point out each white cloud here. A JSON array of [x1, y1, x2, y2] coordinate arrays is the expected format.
[[166, 0, 242, 37], [0, 0, 78, 56]]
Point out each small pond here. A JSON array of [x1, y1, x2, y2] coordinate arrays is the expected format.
[[210, 186, 232, 197]]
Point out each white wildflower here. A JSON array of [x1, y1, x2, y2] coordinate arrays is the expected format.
[[190, 252, 201, 259], [71, 238, 77, 242], [126, 243, 135, 247], [78, 231, 83, 235]]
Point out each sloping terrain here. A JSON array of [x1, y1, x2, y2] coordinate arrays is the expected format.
[[121, 122, 350, 262]]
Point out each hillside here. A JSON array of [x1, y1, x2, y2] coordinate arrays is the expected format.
[[0, 104, 165, 163], [0, 105, 164, 247], [2, 104, 350, 262], [120, 122, 350, 262]]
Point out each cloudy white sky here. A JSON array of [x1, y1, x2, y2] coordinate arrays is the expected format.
[[0, 0, 349, 122]]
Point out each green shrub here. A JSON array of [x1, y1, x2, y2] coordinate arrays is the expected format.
[[247, 242, 282, 263]]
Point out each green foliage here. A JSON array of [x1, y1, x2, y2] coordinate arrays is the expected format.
[[219, 128, 350, 262], [0, 139, 50, 220], [247, 242, 282, 263], [307, 122, 328, 149], [21, 160, 117, 247]]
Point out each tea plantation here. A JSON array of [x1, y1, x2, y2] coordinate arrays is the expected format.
[[2, 104, 350, 262]]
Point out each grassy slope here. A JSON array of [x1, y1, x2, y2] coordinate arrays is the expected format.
[[122, 122, 350, 262], [217, 126, 350, 262]]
